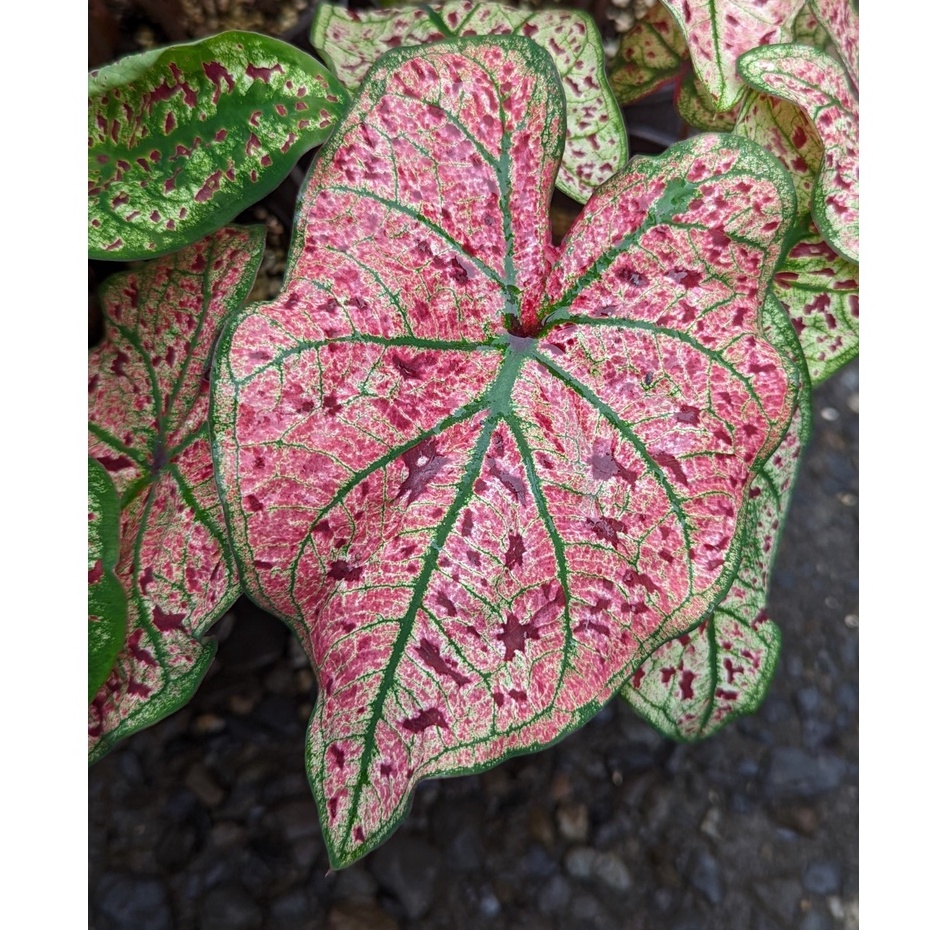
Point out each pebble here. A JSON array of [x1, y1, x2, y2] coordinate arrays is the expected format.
[[763, 748, 846, 799], [803, 859, 842, 895], [688, 848, 723, 904], [371, 836, 440, 919], [92, 874, 173, 930], [325, 900, 398, 930], [556, 800, 590, 843], [199, 883, 263, 930]]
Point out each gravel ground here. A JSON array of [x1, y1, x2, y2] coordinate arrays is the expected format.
[[88, 361, 858, 930]]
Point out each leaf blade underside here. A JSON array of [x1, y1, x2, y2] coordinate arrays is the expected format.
[[89, 31, 348, 260], [88, 225, 265, 761], [89, 456, 128, 703], [211, 37, 797, 868], [310, 0, 627, 203]]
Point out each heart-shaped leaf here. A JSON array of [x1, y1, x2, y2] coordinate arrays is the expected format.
[[212, 37, 798, 867], [622, 299, 811, 738], [89, 456, 128, 703], [89, 31, 348, 260], [809, 0, 858, 87], [676, 71, 739, 131], [309, 0, 627, 203], [735, 91, 857, 382], [609, 2, 688, 105], [662, 0, 806, 111], [739, 44, 858, 263], [88, 225, 264, 761]]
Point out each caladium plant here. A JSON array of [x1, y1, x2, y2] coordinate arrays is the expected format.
[[87, 0, 858, 872]]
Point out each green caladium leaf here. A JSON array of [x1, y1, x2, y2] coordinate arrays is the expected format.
[[89, 31, 349, 260], [739, 44, 858, 263], [88, 225, 264, 761], [622, 300, 811, 738], [676, 71, 739, 131], [309, 0, 627, 203], [662, 0, 806, 111], [89, 456, 128, 703], [735, 91, 857, 383], [609, 1, 688, 105], [792, 2, 831, 50], [809, 0, 858, 87], [212, 37, 799, 867]]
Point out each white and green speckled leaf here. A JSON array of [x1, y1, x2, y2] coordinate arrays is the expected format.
[[89, 225, 265, 761], [89, 456, 128, 703], [662, 0, 806, 111], [310, 0, 627, 202], [676, 71, 739, 131], [609, 1, 688, 105], [623, 300, 810, 738], [89, 31, 348, 260], [738, 44, 858, 263]]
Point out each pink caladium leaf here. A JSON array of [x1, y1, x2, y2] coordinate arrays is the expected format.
[[88, 225, 265, 761], [735, 92, 857, 383], [791, 2, 831, 50], [738, 43, 858, 263], [622, 300, 811, 738], [211, 37, 798, 867], [662, 0, 806, 111], [809, 0, 858, 88], [609, 1, 688, 105], [89, 31, 348, 260], [310, 0, 627, 203], [89, 456, 128, 703]]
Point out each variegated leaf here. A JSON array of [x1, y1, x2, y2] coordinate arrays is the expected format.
[[739, 44, 858, 263], [676, 71, 739, 131], [89, 31, 348, 260], [89, 456, 128, 703], [88, 226, 265, 761], [792, 2, 831, 49], [735, 91, 857, 382], [622, 300, 810, 738], [310, 0, 627, 202], [212, 38, 798, 867], [608, 1, 688, 105], [809, 0, 858, 87], [662, 0, 806, 111]]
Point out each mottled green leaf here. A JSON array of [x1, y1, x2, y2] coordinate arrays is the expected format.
[[89, 456, 128, 703], [89, 31, 349, 260], [310, 0, 627, 202], [623, 301, 810, 738], [89, 226, 264, 761], [609, 1, 688, 105]]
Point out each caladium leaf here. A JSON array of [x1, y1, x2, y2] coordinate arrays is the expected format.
[[608, 1, 688, 105], [89, 456, 128, 703], [89, 31, 349, 260], [792, 2, 831, 50], [88, 225, 264, 761], [662, 0, 806, 111], [309, 0, 627, 203], [735, 92, 858, 383], [212, 37, 798, 867], [676, 71, 739, 131], [622, 299, 810, 738], [809, 0, 858, 87], [739, 44, 858, 263]]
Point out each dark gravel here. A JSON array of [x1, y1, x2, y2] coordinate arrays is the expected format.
[[89, 362, 858, 930]]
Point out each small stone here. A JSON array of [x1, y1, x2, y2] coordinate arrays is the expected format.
[[192, 712, 226, 734], [592, 851, 633, 894], [185, 763, 226, 808], [753, 877, 802, 923], [798, 911, 833, 930], [803, 859, 842, 895], [325, 900, 398, 930], [527, 804, 556, 848], [556, 801, 590, 843], [199, 883, 263, 930], [770, 803, 821, 837], [371, 836, 440, 920], [539, 874, 571, 914], [564, 846, 596, 880], [763, 748, 846, 800], [155, 821, 199, 871], [689, 848, 723, 905], [700, 805, 723, 840], [331, 865, 378, 901]]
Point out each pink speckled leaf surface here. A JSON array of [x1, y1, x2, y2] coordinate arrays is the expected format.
[[88, 225, 265, 760], [735, 91, 857, 382], [89, 32, 348, 260], [809, 0, 858, 87], [211, 37, 798, 867], [623, 300, 810, 738], [310, 0, 627, 202], [739, 43, 858, 263], [662, 0, 805, 110]]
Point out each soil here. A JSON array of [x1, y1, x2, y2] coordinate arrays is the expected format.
[[88, 4, 859, 928]]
